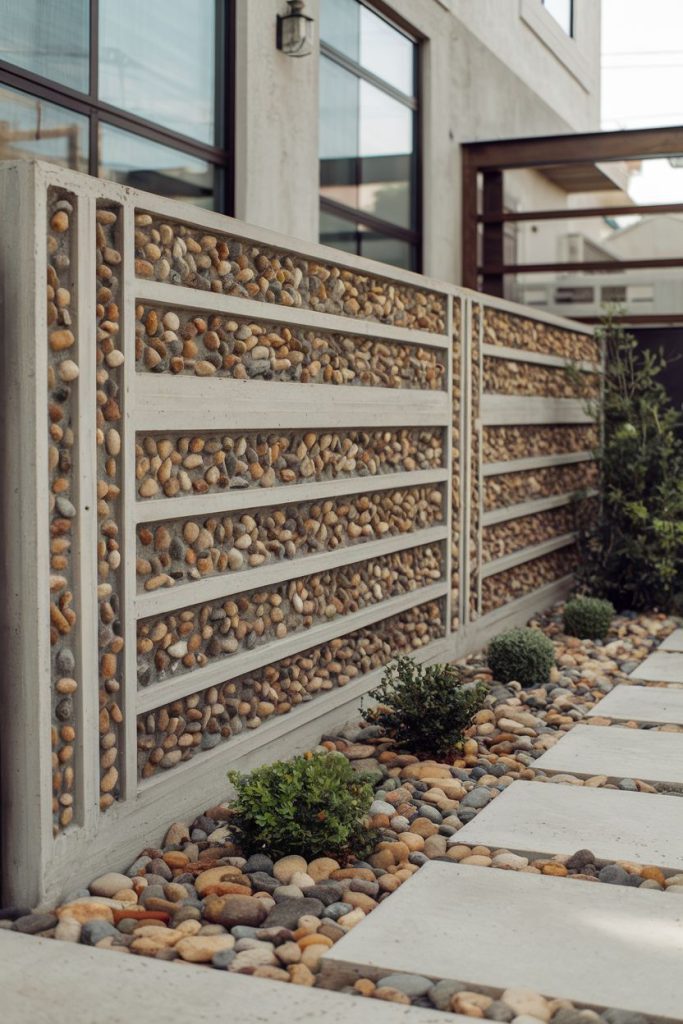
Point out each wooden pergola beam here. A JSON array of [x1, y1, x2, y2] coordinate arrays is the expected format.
[[463, 125, 683, 170]]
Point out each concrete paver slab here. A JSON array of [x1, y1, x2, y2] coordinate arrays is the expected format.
[[2, 931, 466, 1024], [659, 629, 683, 652], [320, 862, 683, 1019], [454, 779, 683, 870], [588, 683, 683, 725], [630, 651, 683, 683], [534, 724, 683, 787]]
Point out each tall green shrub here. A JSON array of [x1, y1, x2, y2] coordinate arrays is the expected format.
[[573, 312, 683, 611]]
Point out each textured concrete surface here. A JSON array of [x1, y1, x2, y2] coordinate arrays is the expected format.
[[454, 779, 683, 870], [2, 931, 465, 1024], [320, 862, 683, 1018], [534, 724, 683, 786], [630, 651, 683, 683], [588, 684, 683, 725], [659, 629, 683, 652]]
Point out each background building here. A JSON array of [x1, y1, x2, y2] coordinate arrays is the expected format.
[[0, 0, 605, 285]]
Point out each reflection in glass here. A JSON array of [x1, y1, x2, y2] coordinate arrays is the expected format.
[[99, 0, 217, 144], [319, 0, 418, 271], [320, 0, 360, 63], [542, 0, 573, 35], [0, 85, 88, 170], [320, 209, 359, 254], [99, 124, 214, 207], [360, 231, 413, 270], [320, 0, 414, 97], [359, 5, 414, 96], [320, 208, 416, 271], [320, 60, 414, 229], [0, 0, 89, 92]]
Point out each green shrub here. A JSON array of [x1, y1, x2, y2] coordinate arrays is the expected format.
[[363, 655, 487, 758], [563, 596, 615, 640], [487, 627, 555, 688], [227, 752, 375, 859], [572, 312, 683, 611]]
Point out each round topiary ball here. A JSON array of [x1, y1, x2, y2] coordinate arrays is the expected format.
[[487, 627, 555, 688], [563, 596, 615, 640]]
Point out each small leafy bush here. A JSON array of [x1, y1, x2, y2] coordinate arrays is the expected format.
[[487, 627, 555, 688], [563, 596, 615, 640], [363, 655, 487, 758], [227, 752, 374, 859]]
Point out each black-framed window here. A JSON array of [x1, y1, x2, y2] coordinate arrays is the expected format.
[[0, 0, 232, 209], [319, 0, 420, 271], [542, 0, 573, 36]]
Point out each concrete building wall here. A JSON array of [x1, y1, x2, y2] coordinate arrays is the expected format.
[[234, 0, 602, 284]]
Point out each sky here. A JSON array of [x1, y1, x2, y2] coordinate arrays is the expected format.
[[602, 0, 683, 203]]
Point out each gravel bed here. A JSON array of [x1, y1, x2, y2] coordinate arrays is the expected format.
[[2, 605, 677, 1023]]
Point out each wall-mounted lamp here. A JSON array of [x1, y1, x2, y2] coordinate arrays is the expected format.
[[277, 0, 314, 57]]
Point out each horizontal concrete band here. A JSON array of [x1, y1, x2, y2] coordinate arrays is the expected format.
[[455, 779, 683, 871], [480, 395, 596, 426], [134, 374, 450, 431], [2, 932, 468, 1024], [319, 861, 683, 1018], [133, 467, 449, 525], [135, 279, 452, 350]]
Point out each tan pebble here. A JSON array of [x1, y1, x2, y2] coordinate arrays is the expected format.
[[375, 987, 411, 1005], [51, 210, 69, 232], [175, 934, 235, 962], [307, 857, 340, 882], [58, 359, 79, 381], [300, 943, 329, 969], [273, 855, 308, 883], [501, 987, 551, 1021], [288, 963, 316, 986]]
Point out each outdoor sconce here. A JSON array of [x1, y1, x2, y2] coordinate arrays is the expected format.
[[277, 0, 314, 57]]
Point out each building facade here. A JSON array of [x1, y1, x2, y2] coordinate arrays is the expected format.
[[0, 0, 601, 284]]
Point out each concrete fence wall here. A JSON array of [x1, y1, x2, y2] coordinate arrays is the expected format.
[[0, 161, 599, 907]]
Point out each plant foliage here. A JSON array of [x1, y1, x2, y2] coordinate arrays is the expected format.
[[563, 596, 615, 640], [227, 752, 375, 859], [572, 311, 683, 611], [487, 627, 555, 688], [364, 655, 487, 758]]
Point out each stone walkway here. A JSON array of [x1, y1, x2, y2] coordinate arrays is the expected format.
[[318, 632, 683, 1021]]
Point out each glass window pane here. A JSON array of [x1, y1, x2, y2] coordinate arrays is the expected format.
[[360, 230, 414, 270], [99, 124, 215, 207], [320, 0, 360, 62], [320, 57, 359, 210], [542, 0, 573, 35], [99, 0, 217, 144], [0, 85, 88, 171], [320, 208, 415, 272], [359, 80, 413, 228], [360, 5, 414, 96], [320, 209, 359, 255], [320, 64, 415, 229], [0, 0, 89, 92]]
